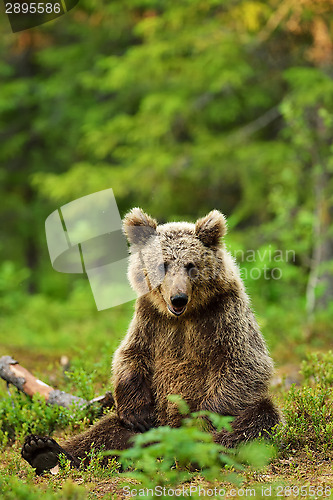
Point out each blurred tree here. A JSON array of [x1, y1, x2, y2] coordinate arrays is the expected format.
[[0, 0, 139, 293], [0, 0, 332, 323]]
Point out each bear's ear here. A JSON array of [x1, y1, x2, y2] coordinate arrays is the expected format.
[[195, 210, 227, 248], [123, 208, 158, 245]]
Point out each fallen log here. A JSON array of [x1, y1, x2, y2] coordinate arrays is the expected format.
[[0, 355, 114, 410]]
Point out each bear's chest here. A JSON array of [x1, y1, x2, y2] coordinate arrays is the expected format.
[[153, 320, 211, 366], [151, 321, 216, 411]]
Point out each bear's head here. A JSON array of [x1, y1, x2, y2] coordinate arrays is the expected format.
[[123, 208, 240, 317]]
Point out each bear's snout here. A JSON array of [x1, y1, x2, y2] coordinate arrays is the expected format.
[[171, 293, 188, 307], [168, 293, 188, 316]]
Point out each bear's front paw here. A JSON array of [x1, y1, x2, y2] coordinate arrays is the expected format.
[[21, 435, 79, 475], [119, 405, 156, 433]]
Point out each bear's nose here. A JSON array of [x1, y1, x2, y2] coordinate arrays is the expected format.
[[170, 293, 188, 308]]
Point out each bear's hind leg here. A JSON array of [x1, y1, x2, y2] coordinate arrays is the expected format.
[[213, 397, 280, 448], [63, 413, 135, 462], [22, 413, 136, 474]]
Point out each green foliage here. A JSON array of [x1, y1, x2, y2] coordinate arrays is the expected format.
[[80, 447, 119, 480], [300, 351, 333, 387], [0, 355, 331, 497], [63, 360, 105, 402], [0, 261, 31, 313], [274, 352, 333, 452], [0, 279, 131, 356], [275, 385, 333, 452], [57, 446, 119, 482], [116, 402, 275, 497], [0, 349, 116, 443], [0, 476, 87, 500], [0, 389, 99, 443]]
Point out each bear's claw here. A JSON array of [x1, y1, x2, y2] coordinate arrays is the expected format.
[[21, 435, 79, 475]]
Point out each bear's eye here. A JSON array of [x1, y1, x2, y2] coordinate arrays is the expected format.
[[158, 262, 168, 274], [186, 263, 198, 278], [186, 263, 195, 271]]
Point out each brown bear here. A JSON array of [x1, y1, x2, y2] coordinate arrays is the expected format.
[[22, 208, 280, 475]]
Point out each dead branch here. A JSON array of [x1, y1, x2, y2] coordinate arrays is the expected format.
[[0, 355, 114, 410]]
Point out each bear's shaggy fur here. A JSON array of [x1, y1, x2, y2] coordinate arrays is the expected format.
[[22, 209, 280, 474]]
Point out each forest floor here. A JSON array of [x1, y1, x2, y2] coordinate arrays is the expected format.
[[0, 312, 332, 500], [0, 355, 332, 499], [0, 442, 332, 499]]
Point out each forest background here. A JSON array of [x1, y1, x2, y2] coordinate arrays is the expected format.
[[1, 0, 332, 365]]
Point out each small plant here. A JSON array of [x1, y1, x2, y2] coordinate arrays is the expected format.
[[113, 396, 275, 498], [300, 350, 333, 387], [63, 365, 98, 402], [80, 446, 119, 480], [0, 389, 98, 443], [273, 351, 333, 452], [0, 475, 87, 500]]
